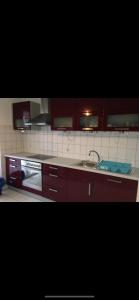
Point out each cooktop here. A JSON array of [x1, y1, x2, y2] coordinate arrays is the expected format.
[[27, 154, 56, 160]]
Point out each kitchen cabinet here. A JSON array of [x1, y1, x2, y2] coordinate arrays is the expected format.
[[42, 164, 68, 202], [6, 157, 22, 188], [50, 98, 77, 131], [50, 98, 139, 132], [5, 156, 138, 202], [13, 101, 40, 130], [103, 98, 139, 131], [66, 168, 138, 202], [93, 173, 138, 202], [76, 98, 104, 131], [67, 168, 95, 202]]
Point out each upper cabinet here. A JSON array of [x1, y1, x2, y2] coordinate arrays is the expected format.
[[13, 98, 139, 132], [51, 98, 76, 131], [76, 98, 104, 131], [13, 101, 40, 130], [103, 98, 139, 131], [51, 98, 139, 132]]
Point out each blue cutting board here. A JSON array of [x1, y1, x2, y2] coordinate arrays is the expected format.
[[98, 160, 132, 174]]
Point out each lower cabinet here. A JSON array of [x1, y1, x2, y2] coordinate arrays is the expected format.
[[42, 164, 68, 202], [6, 157, 22, 188], [43, 166, 138, 202], [93, 173, 138, 202], [67, 168, 95, 202], [6, 157, 138, 202]]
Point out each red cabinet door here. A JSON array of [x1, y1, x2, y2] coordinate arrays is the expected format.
[[50, 98, 76, 130], [103, 98, 139, 131], [76, 98, 104, 131], [67, 168, 95, 202], [6, 157, 22, 188], [93, 173, 138, 202], [13, 101, 31, 130]]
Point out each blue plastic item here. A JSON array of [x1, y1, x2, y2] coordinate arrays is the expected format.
[[97, 160, 132, 174], [0, 177, 6, 194]]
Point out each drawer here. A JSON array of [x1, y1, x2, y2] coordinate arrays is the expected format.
[[7, 176, 21, 188], [43, 164, 67, 178], [43, 185, 67, 202], [95, 173, 138, 189], [7, 157, 21, 167], [9, 164, 21, 173], [43, 175, 65, 189]]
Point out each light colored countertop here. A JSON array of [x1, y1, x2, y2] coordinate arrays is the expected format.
[[5, 152, 139, 181]]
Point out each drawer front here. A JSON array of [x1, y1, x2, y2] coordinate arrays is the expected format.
[[9, 165, 21, 175], [43, 185, 67, 202], [95, 173, 138, 189], [43, 175, 65, 189], [7, 157, 21, 167], [7, 176, 21, 188], [43, 164, 66, 178]]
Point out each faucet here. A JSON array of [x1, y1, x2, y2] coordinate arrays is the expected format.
[[89, 150, 101, 164]]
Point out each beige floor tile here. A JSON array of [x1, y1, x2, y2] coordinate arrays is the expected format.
[[0, 188, 52, 202]]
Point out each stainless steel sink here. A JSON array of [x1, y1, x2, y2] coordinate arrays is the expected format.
[[74, 160, 98, 169]]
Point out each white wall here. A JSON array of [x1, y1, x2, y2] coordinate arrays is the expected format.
[[0, 98, 41, 127], [0, 98, 24, 176], [0, 98, 14, 125], [0, 98, 41, 125]]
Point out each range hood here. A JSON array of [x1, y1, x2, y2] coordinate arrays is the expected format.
[[25, 98, 51, 126]]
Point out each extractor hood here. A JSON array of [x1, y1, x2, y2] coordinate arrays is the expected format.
[[25, 98, 51, 126]]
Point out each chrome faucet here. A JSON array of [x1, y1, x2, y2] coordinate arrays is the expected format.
[[89, 150, 101, 164]]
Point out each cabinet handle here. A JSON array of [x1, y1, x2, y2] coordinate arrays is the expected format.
[[57, 127, 67, 130], [88, 183, 91, 196], [49, 188, 58, 193], [49, 174, 58, 178], [107, 179, 122, 184], [10, 177, 16, 180], [49, 166, 58, 170], [9, 159, 16, 162], [114, 128, 129, 130], [9, 165, 16, 168]]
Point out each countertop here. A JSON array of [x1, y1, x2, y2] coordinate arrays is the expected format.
[[5, 152, 139, 181]]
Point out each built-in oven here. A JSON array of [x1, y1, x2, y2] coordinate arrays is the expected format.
[[21, 160, 42, 191]]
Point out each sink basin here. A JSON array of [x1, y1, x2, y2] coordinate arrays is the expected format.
[[74, 160, 98, 169]]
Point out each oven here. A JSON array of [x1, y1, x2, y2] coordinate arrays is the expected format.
[[21, 160, 42, 191]]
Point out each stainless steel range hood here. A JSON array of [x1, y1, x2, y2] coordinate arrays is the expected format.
[[25, 98, 51, 126]]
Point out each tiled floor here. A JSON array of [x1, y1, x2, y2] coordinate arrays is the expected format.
[[0, 188, 52, 202]]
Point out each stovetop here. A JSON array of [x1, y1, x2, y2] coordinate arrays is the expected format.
[[27, 154, 56, 160]]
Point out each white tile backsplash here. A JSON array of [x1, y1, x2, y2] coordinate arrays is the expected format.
[[20, 130, 139, 168], [1, 126, 139, 177]]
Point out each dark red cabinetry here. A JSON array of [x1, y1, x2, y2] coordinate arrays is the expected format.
[[13, 101, 31, 130], [13, 101, 40, 130], [42, 164, 68, 202], [51, 98, 76, 131], [76, 98, 104, 131], [67, 168, 137, 202], [93, 173, 138, 202], [67, 168, 95, 202], [6, 157, 22, 188], [6, 157, 138, 202], [103, 98, 139, 131], [50, 98, 139, 132]]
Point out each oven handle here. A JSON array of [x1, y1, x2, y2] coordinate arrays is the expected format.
[[21, 165, 41, 171]]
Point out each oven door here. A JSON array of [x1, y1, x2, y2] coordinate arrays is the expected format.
[[21, 166, 42, 191]]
